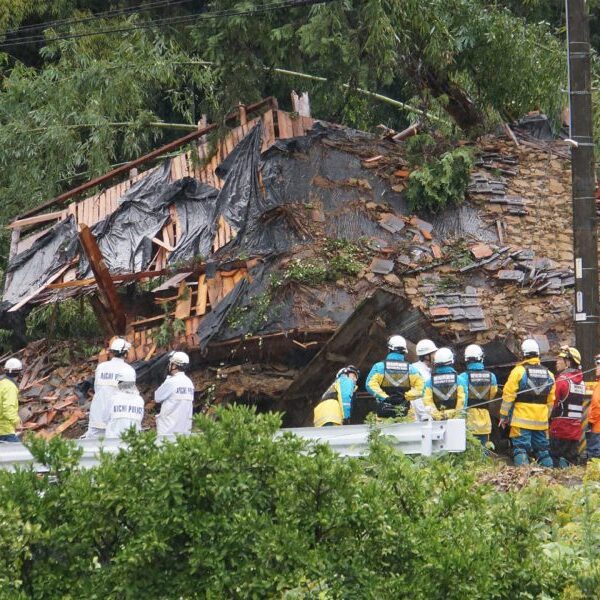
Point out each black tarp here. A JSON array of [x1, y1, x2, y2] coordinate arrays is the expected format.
[[79, 161, 177, 276], [166, 180, 219, 263], [2, 216, 80, 309], [79, 162, 219, 276]]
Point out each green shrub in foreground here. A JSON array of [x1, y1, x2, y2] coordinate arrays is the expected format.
[[0, 406, 598, 599]]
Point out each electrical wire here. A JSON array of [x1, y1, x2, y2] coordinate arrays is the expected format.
[[5, 0, 196, 35], [0, 0, 332, 49]]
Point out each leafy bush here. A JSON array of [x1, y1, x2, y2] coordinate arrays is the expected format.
[[406, 147, 474, 214], [281, 239, 366, 286], [25, 298, 100, 341], [0, 406, 598, 598]]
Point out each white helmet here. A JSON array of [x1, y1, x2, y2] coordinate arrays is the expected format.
[[521, 339, 540, 357], [4, 358, 23, 373], [169, 351, 190, 369], [433, 347, 454, 366], [416, 339, 438, 358], [464, 344, 484, 363], [110, 337, 131, 354], [116, 371, 137, 384], [387, 335, 407, 353]]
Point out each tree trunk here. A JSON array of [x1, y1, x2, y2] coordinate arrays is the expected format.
[[418, 67, 484, 132]]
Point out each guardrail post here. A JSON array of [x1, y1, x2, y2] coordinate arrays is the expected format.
[[420, 420, 433, 456]]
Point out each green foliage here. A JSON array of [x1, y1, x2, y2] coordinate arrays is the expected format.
[[280, 239, 366, 286], [0, 405, 598, 597], [406, 147, 474, 213], [226, 288, 279, 334], [25, 297, 99, 341], [154, 312, 185, 348]]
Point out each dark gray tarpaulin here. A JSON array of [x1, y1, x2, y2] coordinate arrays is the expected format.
[[79, 161, 174, 277], [79, 164, 219, 276], [166, 180, 219, 264], [2, 215, 80, 309]]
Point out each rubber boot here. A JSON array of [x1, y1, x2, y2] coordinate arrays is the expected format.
[[513, 449, 529, 466], [536, 451, 554, 468], [557, 457, 569, 469]]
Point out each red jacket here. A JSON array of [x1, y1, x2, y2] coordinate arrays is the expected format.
[[550, 369, 584, 441], [590, 380, 600, 434]]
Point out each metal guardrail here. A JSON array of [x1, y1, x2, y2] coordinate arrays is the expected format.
[[0, 420, 466, 472]]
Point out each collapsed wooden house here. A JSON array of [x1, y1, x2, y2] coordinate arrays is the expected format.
[[1, 100, 581, 428]]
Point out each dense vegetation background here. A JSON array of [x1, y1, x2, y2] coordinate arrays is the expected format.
[[0, 0, 596, 266]]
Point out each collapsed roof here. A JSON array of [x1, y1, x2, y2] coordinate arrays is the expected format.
[[2, 99, 581, 429]]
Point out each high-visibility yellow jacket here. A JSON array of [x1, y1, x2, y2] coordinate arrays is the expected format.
[[458, 364, 498, 436], [313, 375, 356, 427], [500, 358, 555, 431], [0, 376, 20, 436], [422, 366, 467, 420], [365, 352, 424, 402]]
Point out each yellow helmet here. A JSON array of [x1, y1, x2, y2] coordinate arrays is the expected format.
[[558, 346, 581, 366]]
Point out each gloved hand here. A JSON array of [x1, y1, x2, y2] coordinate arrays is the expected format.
[[377, 402, 397, 418], [498, 417, 509, 429], [387, 393, 406, 405]]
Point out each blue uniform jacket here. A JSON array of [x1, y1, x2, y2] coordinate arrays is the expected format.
[[365, 352, 424, 402], [457, 362, 498, 408], [337, 374, 356, 419]]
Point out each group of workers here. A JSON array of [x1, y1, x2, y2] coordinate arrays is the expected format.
[[0, 337, 195, 442], [314, 335, 600, 467], [1, 333, 600, 466]]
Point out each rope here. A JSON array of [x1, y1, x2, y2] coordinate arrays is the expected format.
[[463, 364, 598, 412]]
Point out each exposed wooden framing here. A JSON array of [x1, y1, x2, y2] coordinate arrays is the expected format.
[[174, 281, 192, 319], [152, 236, 175, 252], [239, 103, 247, 125], [195, 274, 208, 315], [262, 109, 275, 150], [15, 97, 278, 221], [79, 225, 126, 334], [9, 210, 65, 230], [8, 262, 73, 313]]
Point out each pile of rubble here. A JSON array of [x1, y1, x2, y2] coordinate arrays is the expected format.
[[7, 340, 95, 439]]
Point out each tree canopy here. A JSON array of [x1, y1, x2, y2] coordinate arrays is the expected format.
[[0, 1, 580, 262]]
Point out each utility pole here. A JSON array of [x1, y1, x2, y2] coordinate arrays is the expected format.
[[566, 0, 599, 373]]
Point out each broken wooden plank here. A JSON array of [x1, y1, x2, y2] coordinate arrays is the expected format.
[[79, 225, 126, 334], [9, 210, 65, 230], [174, 281, 192, 319], [44, 410, 85, 439], [8, 262, 73, 313], [152, 236, 175, 252]]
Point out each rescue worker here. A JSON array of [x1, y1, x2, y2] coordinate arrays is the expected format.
[[365, 335, 424, 418], [587, 354, 600, 459], [314, 366, 359, 427], [549, 346, 586, 467], [86, 337, 136, 438], [105, 371, 145, 438], [499, 338, 555, 467], [411, 339, 438, 381], [422, 348, 467, 420], [0, 358, 24, 442], [154, 351, 195, 435], [457, 344, 498, 446]]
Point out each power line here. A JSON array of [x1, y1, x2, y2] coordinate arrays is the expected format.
[[0, 0, 331, 49], [5, 0, 196, 35]]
